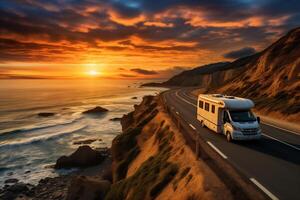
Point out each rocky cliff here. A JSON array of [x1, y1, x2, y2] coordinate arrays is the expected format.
[[216, 27, 300, 120], [143, 27, 300, 121], [106, 96, 236, 200], [106, 95, 266, 200], [143, 57, 256, 88]]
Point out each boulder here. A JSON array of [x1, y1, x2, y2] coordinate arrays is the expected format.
[[73, 138, 97, 145], [0, 182, 30, 200], [4, 178, 19, 184], [55, 146, 105, 169], [7, 172, 13, 176], [66, 176, 111, 200], [82, 106, 108, 115], [38, 112, 55, 117], [109, 117, 121, 121], [7, 183, 29, 193], [131, 97, 138, 99]]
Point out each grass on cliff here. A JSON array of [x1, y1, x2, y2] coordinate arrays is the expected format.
[[105, 126, 178, 200], [172, 167, 191, 191], [113, 127, 142, 181], [112, 108, 159, 182]]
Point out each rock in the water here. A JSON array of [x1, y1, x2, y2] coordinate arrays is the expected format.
[[0, 191, 15, 200], [38, 112, 55, 117], [4, 178, 19, 184], [110, 117, 121, 121], [7, 172, 13, 176], [8, 183, 29, 193], [55, 146, 105, 169], [66, 176, 111, 200], [73, 139, 97, 145], [82, 106, 108, 115], [0, 182, 30, 200]]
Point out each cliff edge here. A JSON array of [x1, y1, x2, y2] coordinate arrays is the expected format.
[[105, 95, 266, 200]]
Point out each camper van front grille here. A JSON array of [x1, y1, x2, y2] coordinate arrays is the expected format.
[[242, 128, 258, 135]]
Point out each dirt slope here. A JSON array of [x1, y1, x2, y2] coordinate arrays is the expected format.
[[106, 96, 235, 200], [216, 27, 300, 120]]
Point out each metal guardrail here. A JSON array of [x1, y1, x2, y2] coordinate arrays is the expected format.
[[158, 94, 206, 159], [158, 93, 268, 200]]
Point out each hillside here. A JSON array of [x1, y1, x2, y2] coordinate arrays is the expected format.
[[106, 96, 265, 200], [142, 56, 257, 88], [143, 27, 300, 121], [106, 96, 233, 200], [216, 27, 300, 119]]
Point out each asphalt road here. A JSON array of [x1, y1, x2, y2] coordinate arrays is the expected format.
[[162, 88, 300, 200]]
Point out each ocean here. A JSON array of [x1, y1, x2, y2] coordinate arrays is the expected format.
[[0, 79, 165, 185]]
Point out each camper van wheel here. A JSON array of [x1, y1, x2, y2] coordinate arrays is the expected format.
[[201, 121, 205, 128], [226, 132, 232, 142]]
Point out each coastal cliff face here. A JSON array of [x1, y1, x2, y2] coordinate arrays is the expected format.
[[106, 96, 234, 200], [149, 56, 255, 88], [144, 27, 300, 121], [216, 28, 300, 121]]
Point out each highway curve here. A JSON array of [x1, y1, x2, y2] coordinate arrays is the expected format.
[[162, 88, 300, 200]]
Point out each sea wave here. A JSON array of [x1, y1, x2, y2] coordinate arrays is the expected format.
[[0, 124, 87, 149], [0, 116, 84, 137]]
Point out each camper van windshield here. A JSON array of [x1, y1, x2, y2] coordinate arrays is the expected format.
[[229, 110, 256, 122]]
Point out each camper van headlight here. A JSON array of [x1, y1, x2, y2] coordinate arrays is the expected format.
[[232, 125, 242, 131]]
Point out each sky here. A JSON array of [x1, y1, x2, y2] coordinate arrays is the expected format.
[[0, 0, 299, 79]]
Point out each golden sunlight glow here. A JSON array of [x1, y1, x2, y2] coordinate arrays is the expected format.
[[87, 70, 100, 76]]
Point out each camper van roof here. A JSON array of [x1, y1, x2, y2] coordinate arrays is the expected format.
[[199, 94, 254, 110]]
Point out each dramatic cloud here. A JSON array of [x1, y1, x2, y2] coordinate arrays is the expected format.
[[0, 0, 299, 78], [223, 47, 257, 59], [130, 68, 158, 75]]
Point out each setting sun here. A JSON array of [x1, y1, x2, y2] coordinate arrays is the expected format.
[[87, 70, 100, 76]]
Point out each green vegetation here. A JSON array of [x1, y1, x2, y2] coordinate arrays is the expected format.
[[150, 163, 179, 198], [113, 127, 141, 161], [180, 167, 191, 179], [185, 174, 193, 186], [115, 146, 140, 181], [112, 126, 142, 181], [136, 108, 158, 127], [105, 124, 178, 200], [172, 167, 191, 191]]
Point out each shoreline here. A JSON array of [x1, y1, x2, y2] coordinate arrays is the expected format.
[[0, 83, 166, 187], [2, 90, 294, 200], [0, 148, 112, 200]]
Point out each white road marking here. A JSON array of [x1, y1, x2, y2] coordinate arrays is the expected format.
[[262, 122, 300, 135], [207, 141, 228, 159], [189, 124, 196, 130], [175, 91, 197, 108], [182, 91, 197, 100], [250, 178, 279, 200], [262, 133, 300, 151]]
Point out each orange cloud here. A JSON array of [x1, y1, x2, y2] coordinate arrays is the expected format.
[[109, 10, 145, 26]]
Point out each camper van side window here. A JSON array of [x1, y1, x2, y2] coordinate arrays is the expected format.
[[205, 103, 210, 111], [211, 105, 215, 113], [199, 101, 203, 109]]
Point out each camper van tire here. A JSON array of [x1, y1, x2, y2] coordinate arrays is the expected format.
[[200, 120, 205, 128], [226, 132, 232, 142]]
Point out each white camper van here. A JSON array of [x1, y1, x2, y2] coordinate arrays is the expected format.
[[197, 94, 261, 142]]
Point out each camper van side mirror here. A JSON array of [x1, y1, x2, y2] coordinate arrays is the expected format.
[[257, 117, 260, 123]]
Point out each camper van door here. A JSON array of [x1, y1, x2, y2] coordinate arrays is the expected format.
[[222, 110, 231, 135]]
